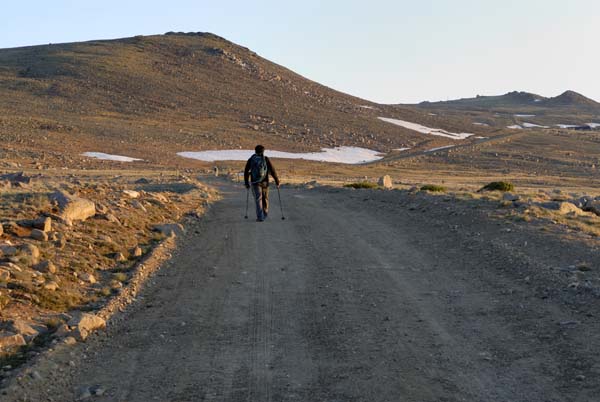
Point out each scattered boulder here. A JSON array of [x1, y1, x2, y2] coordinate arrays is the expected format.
[[17, 217, 52, 232], [113, 253, 126, 262], [378, 175, 393, 189], [96, 213, 120, 225], [132, 246, 143, 258], [582, 200, 600, 216], [79, 272, 96, 284], [122, 190, 140, 199], [153, 223, 184, 237], [2, 222, 30, 238], [50, 191, 96, 224], [19, 244, 40, 265], [0, 225, 3, 237], [148, 193, 169, 203], [35, 260, 57, 274], [30, 229, 48, 242], [67, 312, 106, 341], [44, 281, 59, 291], [131, 200, 147, 212], [0, 332, 26, 349], [6, 319, 44, 341]]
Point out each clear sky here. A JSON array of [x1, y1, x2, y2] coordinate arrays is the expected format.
[[1, 0, 598, 104]]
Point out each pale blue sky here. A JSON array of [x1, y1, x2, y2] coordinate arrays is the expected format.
[[2, 0, 598, 103]]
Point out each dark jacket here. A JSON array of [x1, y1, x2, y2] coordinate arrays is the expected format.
[[244, 154, 279, 187]]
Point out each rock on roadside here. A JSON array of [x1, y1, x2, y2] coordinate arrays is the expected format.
[[153, 223, 185, 237], [378, 175, 393, 189], [50, 191, 96, 225], [67, 312, 106, 341]]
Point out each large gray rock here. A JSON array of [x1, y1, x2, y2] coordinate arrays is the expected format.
[[18, 217, 52, 232], [67, 312, 106, 341], [583, 200, 600, 216], [0, 332, 26, 349], [6, 319, 45, 341], [378, 175, 393, 189], [50, 191, 96, 224], [153, 223, 185, 237], [30, 229, 48, 242]]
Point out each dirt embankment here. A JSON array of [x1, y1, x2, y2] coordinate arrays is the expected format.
[[0, 170, 216, 377]]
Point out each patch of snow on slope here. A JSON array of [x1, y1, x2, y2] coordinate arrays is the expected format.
[[522, 122, 549, 128], [473, 122, 489, 126], [82, 152, 142, 162], [507, 125, 523, 129], [514, 114, 536, 117], [177, 147, 383, 164], [587, 123, 600, 128], [378, 117, 473, 140], [393, 148, 411, 152], [425, 145, 454, 153], [556, 124, 580, 129]]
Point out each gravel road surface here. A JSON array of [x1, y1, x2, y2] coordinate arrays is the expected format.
[[5, 182, 600, 401]]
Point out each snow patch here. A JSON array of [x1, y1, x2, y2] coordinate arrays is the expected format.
[[587, 123, 600, 128], [82, 152, 142, 162], [425, 145, 454, 153], [507, 125, 523, 129], [556, 124, 580, 129], [177, 146, 383, 164], [514, 114, 536, 117], [393, 148, 411, 152], [473, 122, 489, 126], [359, 105, 376, 110], [522, 122, 549, 128], [378, 117, 473, 140]]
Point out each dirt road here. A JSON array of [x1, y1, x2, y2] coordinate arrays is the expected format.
[[6, 182, 600, 402]]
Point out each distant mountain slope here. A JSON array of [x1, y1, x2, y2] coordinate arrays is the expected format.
[[413, 90, 600, 113]]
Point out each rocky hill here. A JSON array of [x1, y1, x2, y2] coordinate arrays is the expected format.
[[0, 32, 487, 167]]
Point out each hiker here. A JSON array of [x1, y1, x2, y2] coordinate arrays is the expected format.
[[244, 145, 280, 222]]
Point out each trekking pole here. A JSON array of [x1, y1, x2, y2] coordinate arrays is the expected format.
[[276, 186, 286, 220], [244, 187, 249, 219]]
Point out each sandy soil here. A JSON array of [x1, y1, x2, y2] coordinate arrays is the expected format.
[[4, 180, 600, 402]]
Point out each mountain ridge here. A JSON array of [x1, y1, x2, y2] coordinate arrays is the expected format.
[[414, 89, 600, 111]]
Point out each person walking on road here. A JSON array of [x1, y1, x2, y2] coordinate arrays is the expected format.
[[244, 145, 280, 222]]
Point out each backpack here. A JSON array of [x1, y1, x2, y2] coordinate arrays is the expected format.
[[249, 154, 268, 183]]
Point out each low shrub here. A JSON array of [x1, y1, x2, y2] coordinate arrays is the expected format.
[[480, 181, 514, 192], [344, 182, 378, 189], [420, 184, 447, 192]]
